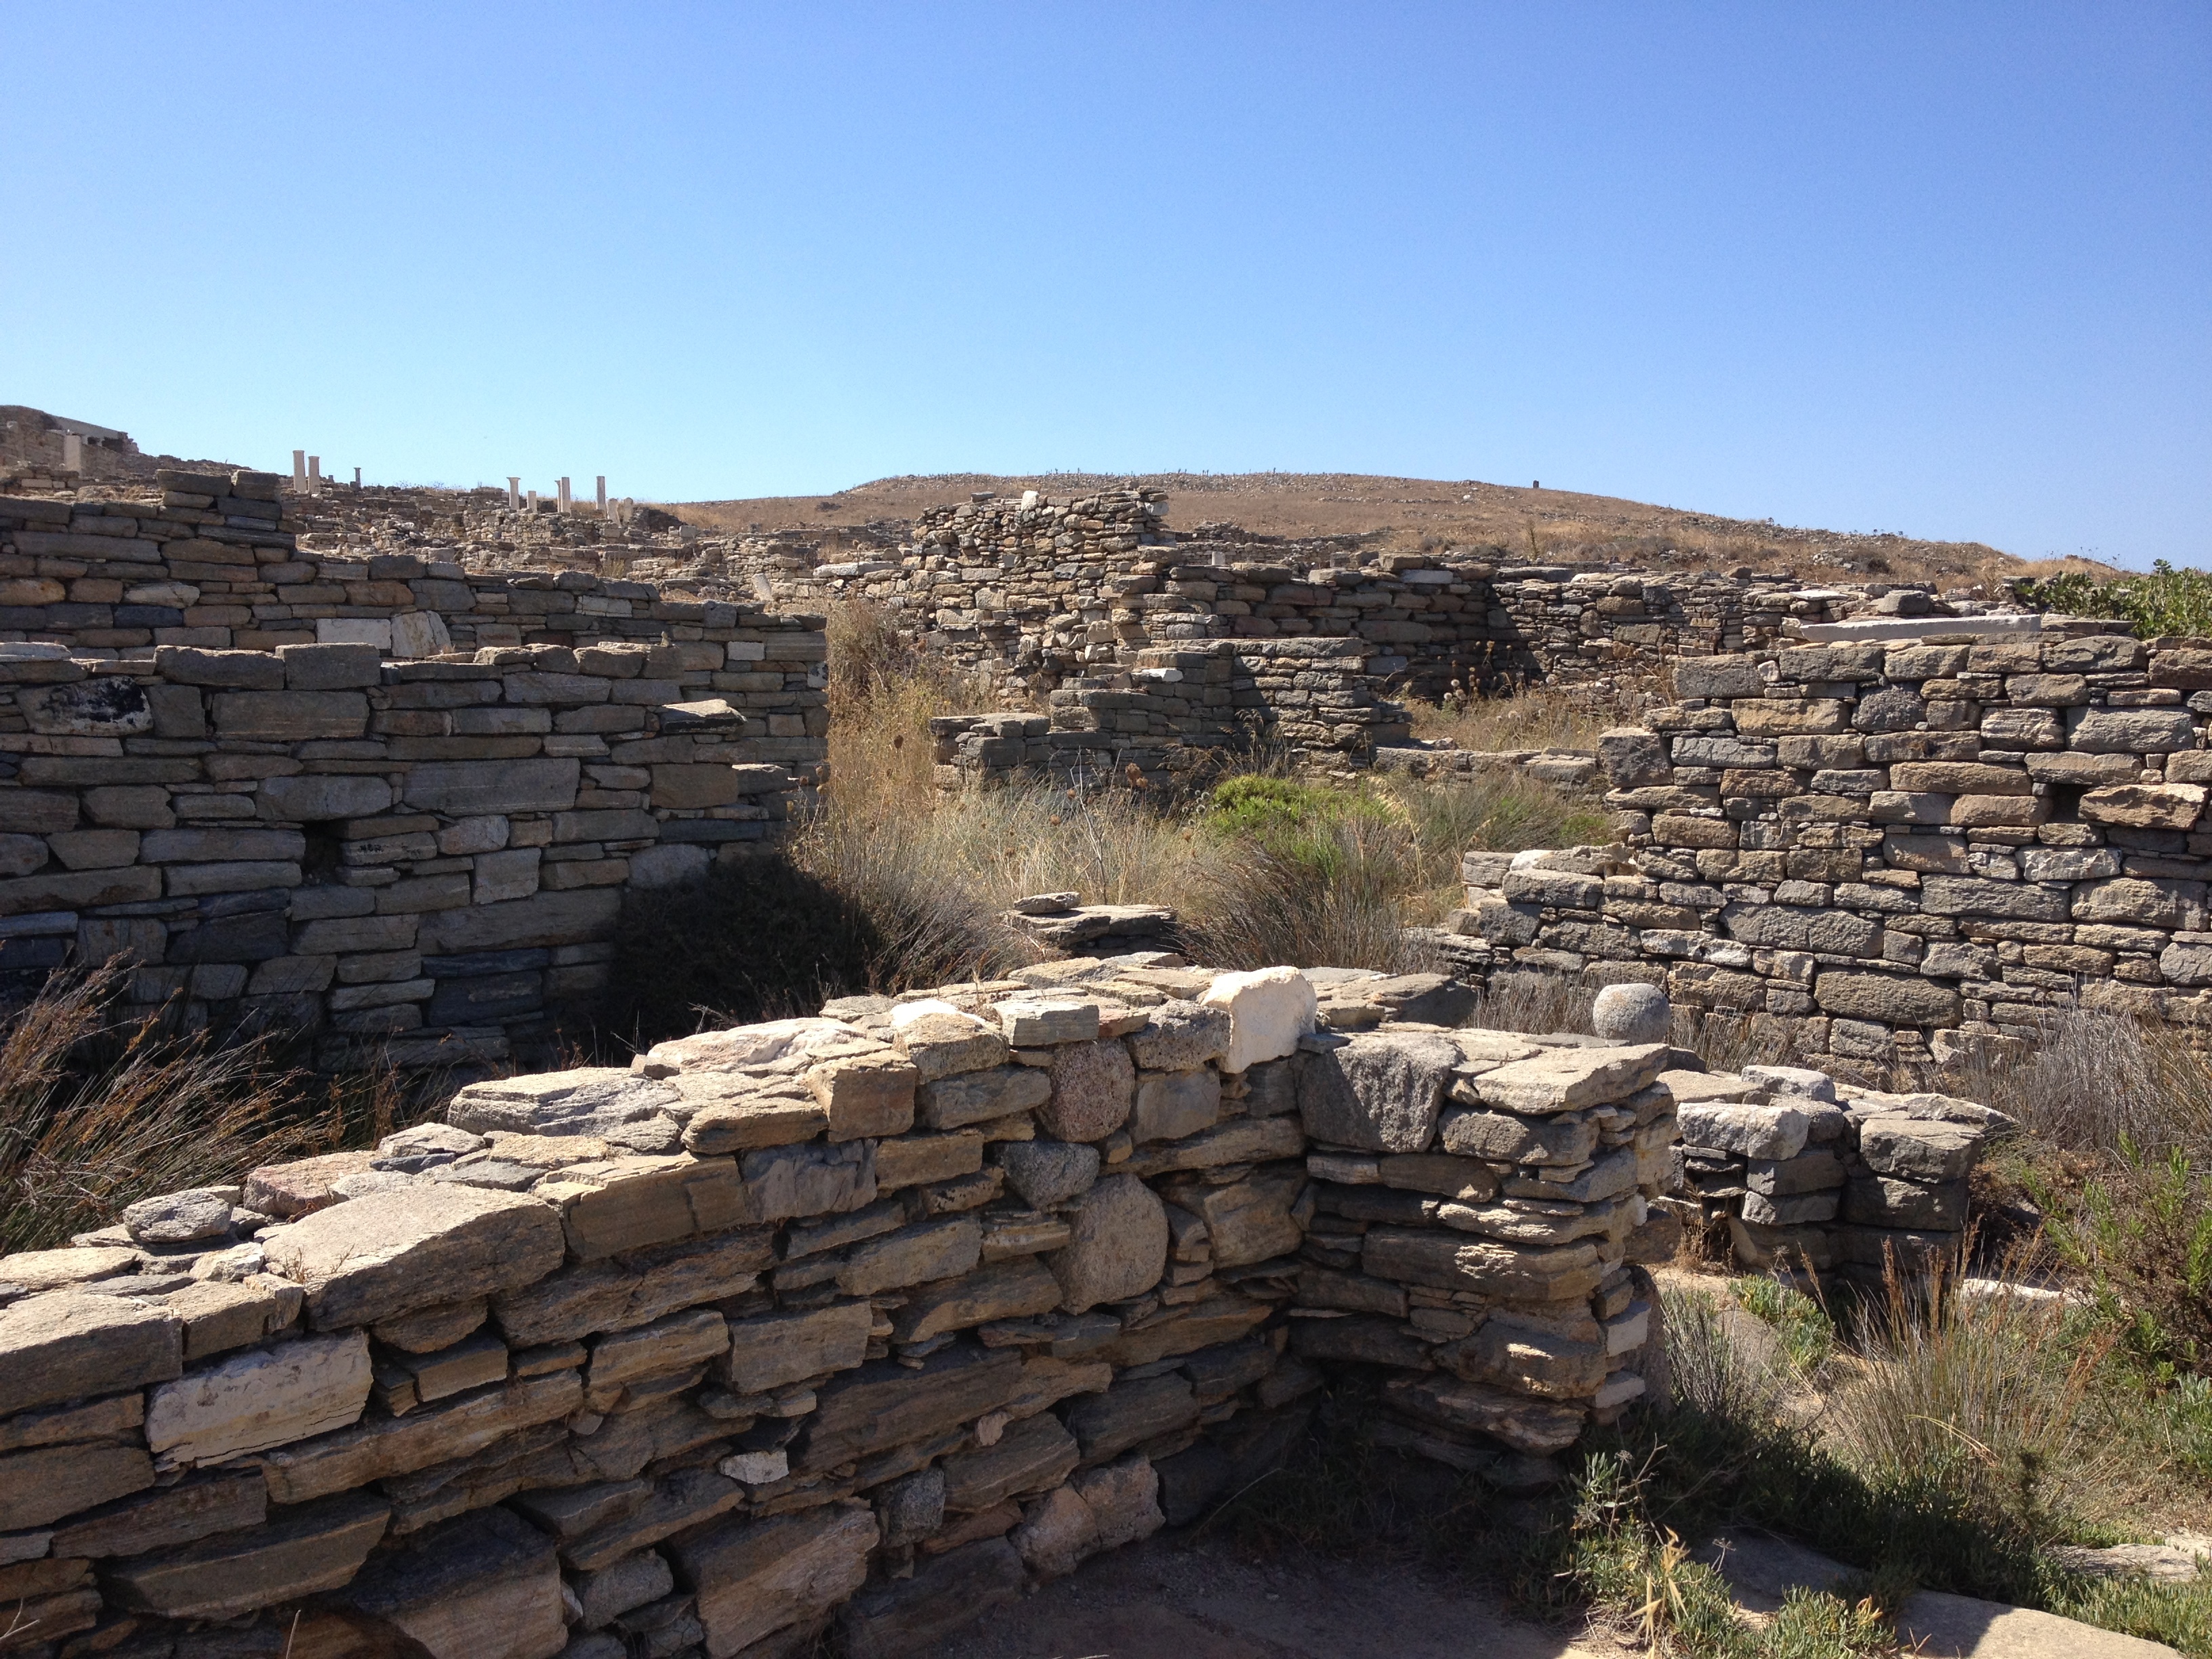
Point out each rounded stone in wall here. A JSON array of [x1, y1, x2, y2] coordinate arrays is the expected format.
[[1593, 982, 1671, 1045]]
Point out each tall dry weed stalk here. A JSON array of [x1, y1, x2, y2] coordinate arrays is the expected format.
[[0, 964, 320, 1252]]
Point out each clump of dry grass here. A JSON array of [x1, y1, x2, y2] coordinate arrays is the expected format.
[[1466, 970, 1598, 1035], [1826, 1251, 2110, 1535], [1940, 1009, 2212, 1158], [0, 963, 430, 1253], [1406, 684, 1616, 753]]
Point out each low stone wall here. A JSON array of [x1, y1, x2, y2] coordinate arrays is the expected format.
[[1441, 624, 2212, 1077], [0, 644, 808, 1069], [0, 962, 1679, 1659], [1662, 1063, 2007, 1273], [928, 636, 1415, 781]]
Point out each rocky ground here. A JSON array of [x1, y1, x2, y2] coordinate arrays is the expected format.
[[669, 470, 2075, 586]]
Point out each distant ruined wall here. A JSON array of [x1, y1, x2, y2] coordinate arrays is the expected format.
[[1439, 622, 2212, 1080], [775, 489, 2023, 771], [0, 472, 829, 781]]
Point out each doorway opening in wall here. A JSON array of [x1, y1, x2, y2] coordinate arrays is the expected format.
[[300, 821, 344, 885]]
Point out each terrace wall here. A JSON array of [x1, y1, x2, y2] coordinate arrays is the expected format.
[[0, 642, 811, 1071], [0, 966, 1687, 1659]]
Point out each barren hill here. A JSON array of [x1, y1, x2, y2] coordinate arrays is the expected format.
[[673, 470, 2110, 587]]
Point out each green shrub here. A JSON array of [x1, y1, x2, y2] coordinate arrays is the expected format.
[[2014, 561, 2212, 639], [2043, 1145, 2212, 1377]]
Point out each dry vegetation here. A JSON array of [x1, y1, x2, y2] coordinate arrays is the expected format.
[[0, 962, 430, 1252], [1405, 682, 1620, 752], [598, 601, 1610, 1043], [668, 469, 2080, 586]]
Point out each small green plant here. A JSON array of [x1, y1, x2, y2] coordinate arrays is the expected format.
[[1202, 774, 1372, 864], [1733, 1275, 1838, 1377], [2159, 1374, 2212, 1481], [2044, 1143, 2212, 1376], [1568, 1449, 1900, 1658]]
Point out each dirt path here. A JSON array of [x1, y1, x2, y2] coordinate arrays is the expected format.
[[914, 1533, 1629, 1659]]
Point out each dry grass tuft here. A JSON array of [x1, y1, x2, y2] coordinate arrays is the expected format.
[[0, 963, 434, 1253], [1825, 1250, 2112, 1534], [1940, 1009, 2212, 1158], [1406, 684, 1618, 753]]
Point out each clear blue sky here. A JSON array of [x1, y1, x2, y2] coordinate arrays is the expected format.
[[3, 3, 2205, 567]]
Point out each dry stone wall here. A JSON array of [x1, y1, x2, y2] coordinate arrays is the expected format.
[[0, 474, 831, 781], [1660, 1063, 2007, 1275], [0, 642, 812, 1071], [1443, 623, 2212, 1078], [784, 487, 1999, 706], [0, 963, 1681, 1659]]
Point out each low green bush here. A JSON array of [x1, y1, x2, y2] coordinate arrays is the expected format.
[[2014, 560, 2212, 638]]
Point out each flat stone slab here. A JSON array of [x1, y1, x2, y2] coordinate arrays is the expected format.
[[262, 1185, 566, 1330], [1472, 1043, 1670, 1114], [1795, 614, 2043, 642]]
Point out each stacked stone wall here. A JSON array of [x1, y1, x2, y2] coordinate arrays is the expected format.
[[0, 641, 819, 1071], [0, 474, 832, 780], [1441, 624, 2212, 1079], [0, 964, 1680, 1659], [786, 495, 1959, 708]]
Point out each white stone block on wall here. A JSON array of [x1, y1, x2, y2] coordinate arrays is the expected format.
[[318, 618, 394, 651], [1200, 966, 1317, 1073], [392, 611, 453, 659]]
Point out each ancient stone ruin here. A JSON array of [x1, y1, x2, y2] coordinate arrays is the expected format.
[[0, 472, 826, 1068], [0, 451, 2050, 1658], [1436, 621, 2212, 1075], [2, 964, 1711, 1658]]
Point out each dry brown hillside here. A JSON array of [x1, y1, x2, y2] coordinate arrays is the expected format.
[[673, 471, 2118, 586]]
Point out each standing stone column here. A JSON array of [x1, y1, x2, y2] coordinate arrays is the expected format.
[[557, 477, 573, 513], [507, 477, 521, 510], [62, 432, 82, 472], [595, 475, 607, 512], [292, 449, 307, 489]]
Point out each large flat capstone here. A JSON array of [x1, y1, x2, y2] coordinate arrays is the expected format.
[[262, 1186, 566, 1330]]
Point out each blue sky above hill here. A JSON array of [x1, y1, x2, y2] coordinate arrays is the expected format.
[[1, 2, 2205, 566]]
